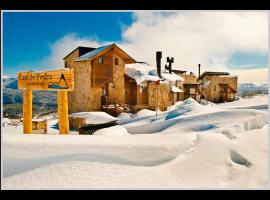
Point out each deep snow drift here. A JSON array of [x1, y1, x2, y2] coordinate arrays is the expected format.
[[2, 95, 268, 189]]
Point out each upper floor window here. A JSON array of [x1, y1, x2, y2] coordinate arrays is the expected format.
[[115, 58, 119, 65], [98, 57, 104, 64]]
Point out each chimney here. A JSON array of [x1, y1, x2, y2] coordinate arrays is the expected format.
[[198, 64, 201, 78], [156, 51, 162, 78], [165, 57, 174, 74]]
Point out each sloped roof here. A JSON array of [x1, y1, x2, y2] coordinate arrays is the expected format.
[[198, 71, 230, 80], [63, 46, 96, 60], [171, 86, 183, 93], [75, 43, 136, 63], [76, 45, 111, 61]]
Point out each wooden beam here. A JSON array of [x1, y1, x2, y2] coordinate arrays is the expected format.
[[23, 89, 32, 134], [58, 91, 69, 134]]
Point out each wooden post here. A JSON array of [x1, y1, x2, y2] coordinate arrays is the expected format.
[[156, 84, 159, 118], [23, 89, 32, 134], [58, 91, 69, 134]]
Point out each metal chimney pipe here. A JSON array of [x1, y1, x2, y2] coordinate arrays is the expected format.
[[156, 51, 162, 78], [198, 64, 201, 78]]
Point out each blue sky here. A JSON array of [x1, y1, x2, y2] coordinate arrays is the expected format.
[[2, 11, 268, 78], [3, 12, 133, 76]]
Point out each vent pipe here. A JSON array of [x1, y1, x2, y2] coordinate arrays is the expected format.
[[165, 57, 174, 74], [198, 64, 201, 78], [156, 51, 162, 78]]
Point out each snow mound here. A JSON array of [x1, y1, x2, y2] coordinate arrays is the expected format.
[[182, 97, 198, 105], [93, 125, 130, 136], [133, 109, 156, 118], [200, 99, 218, 107], [69, 112, 118, 124], [117, 112, 132, 119]]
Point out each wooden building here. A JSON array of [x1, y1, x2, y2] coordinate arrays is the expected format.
[[64, 44, 136, 115], [172, 70, 201, 102], [198, 71, 238, 103], [124, 63, 160, 112]]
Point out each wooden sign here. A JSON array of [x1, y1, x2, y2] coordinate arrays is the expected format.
[[18, 68, 74, 91], [18, 68, 74, 135]]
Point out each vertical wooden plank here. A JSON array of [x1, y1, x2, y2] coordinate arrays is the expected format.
[[58, 91, 69, 134], [23, 89, 32, 134]]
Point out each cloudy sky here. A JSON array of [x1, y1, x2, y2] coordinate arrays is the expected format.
[[3, 11, 269, 83]]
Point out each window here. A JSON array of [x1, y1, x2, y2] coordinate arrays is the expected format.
[[115, 58, 119, 65], [98, 57, 104, 64], [190, 88, 195, 94], [140, 86, 147, 93], [140, 82, 148, 93]]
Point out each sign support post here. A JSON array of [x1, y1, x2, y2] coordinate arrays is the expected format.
[[58, 91, 69, 134], [18, 68, 74, 135], [23, 89, 32, 134]]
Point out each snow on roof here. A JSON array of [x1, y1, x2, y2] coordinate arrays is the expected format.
[[125, 63, 159, 85], [69, 112, 118, 124], [149, 69, 184, 82], [162, 71, 185, 82], [171, 86, 183, 93], [75, 44, 112, 61]]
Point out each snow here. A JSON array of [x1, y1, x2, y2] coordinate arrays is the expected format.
[[161, 71, 184, 82], [69, 112, 118, 124], [93, 125, 130, 136], [117, 112, 132, 119], [171, 86, 183, 93], [125, 65, 160, 85], [2, 95, 268, 189], [149, 69, 184, 82], [218, 95, 268, 110]]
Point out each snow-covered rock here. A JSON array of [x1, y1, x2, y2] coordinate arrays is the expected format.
[[69, 112, 118, 124], [93, 125, 130, 136]]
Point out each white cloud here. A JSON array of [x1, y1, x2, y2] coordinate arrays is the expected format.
[[121, 11, 268, 73], [3, 75, 10, 79], [44, 33, 103, 67], [44, 11, 268, 82], [230, 68, 268, 84]]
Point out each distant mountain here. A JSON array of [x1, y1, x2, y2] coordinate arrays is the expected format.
[[3, 78, 57, 118], [238, 83, 268, 97], [6, 80, 18, 89]]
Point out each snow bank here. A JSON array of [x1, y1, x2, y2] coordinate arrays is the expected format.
[[93, 126, 130, 136], [219, 95, 268, 110], [69, 112, 118, 124], [117, 112, 132, 119], [2, 96, 268, 189], [132, 109, 156, 118]]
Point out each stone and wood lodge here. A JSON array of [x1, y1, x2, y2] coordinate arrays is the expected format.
[[64, 43, 238, 116]]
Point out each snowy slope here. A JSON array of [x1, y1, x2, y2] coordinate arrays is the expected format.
[[2, 95, 268, 189]]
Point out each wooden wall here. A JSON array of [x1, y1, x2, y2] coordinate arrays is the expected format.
[[201, 76, 238, 102], [124, 75, 137, 105], [148, 82, 170, 111], [65, 48, 127, 113], [112, 51, 125, 105]]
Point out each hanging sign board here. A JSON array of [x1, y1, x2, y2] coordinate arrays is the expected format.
[[18, 68, 74, 91]]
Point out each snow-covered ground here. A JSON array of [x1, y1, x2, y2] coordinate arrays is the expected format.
[[2, 95, 268, 189]]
